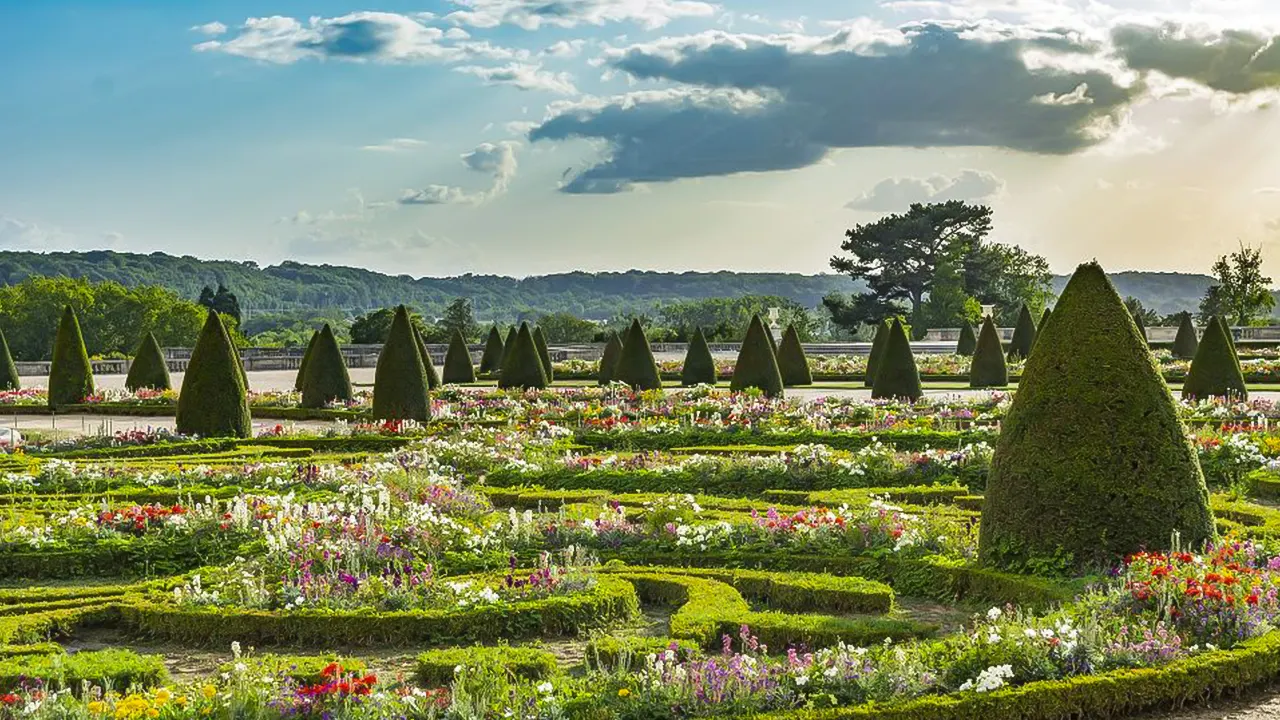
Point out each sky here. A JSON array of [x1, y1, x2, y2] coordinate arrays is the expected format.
[[2, 0, 1279, 279]]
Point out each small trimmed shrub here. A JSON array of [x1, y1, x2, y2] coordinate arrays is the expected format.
[[969, 317, 1008, 389], [413, 325, 441, 390], [597, 331, 623, 385], [681, 326, 717, 386], [1172, 312, 1199, 359], [125, 332, 171, 392], [372, 305, 431, 421], [417, 645, 558, 686], [0, 649, 167, 693], [730, 315, 784, 398], [1183, 315, 1247, 400], [0, 329, 19, 391], [955, 323, 977, 356], [479, 326, 505, 374], [777, 324, 813, 387], [442, 328, 477, 384], [175, 311, 251, 438], [500, 327, 519, 369], [1005, 304, 1037, 361], [533, 325, 555, 382], [864, 320, 890, 388], [871, 319, 922, 401], [300, 323, 353, 409], [294, 330, 319, 392], [614, 319, 662, 391], [498, 322, 549, 390], [48, 305, 94, 406]]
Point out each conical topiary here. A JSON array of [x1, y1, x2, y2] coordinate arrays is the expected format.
[[615, 319, 662, 391], [730, 315, 784, 397], [0, 329, 19, 391], [300, 323, 352, 409], [48, 305, 94, 407], [864, 320, 890, 388], [175, 311, 251, 438], [443, 329, 477, 384], [498, 322, 548, 390], [969, 317, 1008, 389], [764, 323, 779, 356], [871, 319, 922, 401], [1182, 316, 1247, 400], [955, 323, 977, 356], [413, 325, 441, 390], [979, 262, 1214, 574], [372, 305, 431, 421], [479, 326, 505, 374], [533, 326, 554, 383], [1006, 304, 1037, 361], [1172, 313, 1199, 360], [681, 327, 717, 386], [1134, 314, 1148, 345], [294, 330, 319, 392], [500, 327, 519, 369], [1032, 307, 1053, 351], [776, 324, 812, 387], [597, 332, 623, 385], [125, 332, 171, 392]]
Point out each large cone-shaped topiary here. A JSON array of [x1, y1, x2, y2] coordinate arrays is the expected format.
[[681, 327, 718, 386], [979, 262, 1215, 574], [0, 329, 19, 391], [764, 324, 779, 356], [532, 326, 554, 383], [372, 306, 431, 421], [442, 329, 477, 384], [864, 320, 890, 388], [294, 331, 319, 392], [1032, 308, 1053, 351], [1134, 314, 1148, 345], [871, 319, 922, 401], [48, 305, 95, 407], [498, 322, 548, 390], [1182, 316, 1247, 400], [500, 327, 519, 368], [1172, 313, 1199, 360], [730, 315, 784, 398], [615, 319, 662, 391], [175, 311, 251, 437], [1006, 304, 1037, 361], [969, 317, 1008, 389], [955, 324, 977, 356], [777, 324, 812, 387], [597, 332, 623, 385], [300, 324, 353, 409], [125, 332, 171, 392], [413, 326, 441, 390], [479, 326, 505, 374]]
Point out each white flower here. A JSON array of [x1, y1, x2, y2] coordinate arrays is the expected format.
[[231, 641, 242, 658], [537, 682, 554, 694], [794, 675, 809, 687], [986, 607, 1002, 621]]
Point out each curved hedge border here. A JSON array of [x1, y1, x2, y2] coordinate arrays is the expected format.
[[574, 429, 994, 453], [416, 645, 559, 686], [603, 565, 895, 614]]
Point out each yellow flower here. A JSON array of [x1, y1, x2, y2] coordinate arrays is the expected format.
[[153, 689, 171, 707], [146, 710, 159, 718], [618, 688, 631, 698], [87, 701, 107, 714], [201, 685, 217, 700], [175, 696, 188, 708]]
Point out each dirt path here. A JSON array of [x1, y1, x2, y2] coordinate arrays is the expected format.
[[1132, 686, 1280, 720]]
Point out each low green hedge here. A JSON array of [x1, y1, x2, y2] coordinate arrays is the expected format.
[[0, 533, 254, 580], [0, 649, 167, 693], [1248, 468, 1280, 503], [583, 636, 700, 672], [416, 645, 559, 686], [0, 643, 64, 658], [217, 654, 366, 684], [603, 565, 894, 614], [575, 429, 994, 453], [40, 435, 414, 460], [0, 603, 121, 646]]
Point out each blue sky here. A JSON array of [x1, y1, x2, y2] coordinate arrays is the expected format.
[[2, 0, 1280, 278]]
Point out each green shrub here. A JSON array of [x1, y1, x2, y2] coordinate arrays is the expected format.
[[1005, 304, 1037, 361], [413, 325, 441, 390], [730, 315, 784, 397], [969, 317, 1008, 389], [765, 323, 779, 356], [442, 328, 477, 384], [610, 566, 894, 614], [499, 322, 549, 390], [871, 319, 922, 401], [372, 305, 431, 421], [218, 654, 366, 685], [1134, 313, 1148, 344], [777, 324, 813, 387], [532, 326, 555, 383], [175, 311, 251, 438], [416, 645, 558, 687], [124, 332, 171, 392], [597, 331, 623, 385], [48, 305, 94, 407], [479, 326, 505, 374], [1172, 312, 1199, 359], [500, 326, 519, 369], [0, 329, 19, 391], [300, 323, 353, 409], [979, 262, 1214, 574], [615, 319, 662, 391], [864, 320, 890, 388], [294, 330, 319, 392], [1033, 308, 1052, 351], [1182, 315, 1247, 400], [0, 649, 167, 694], [955, 324, 977, 356], [681, 327, 717, 386], [585, 636, 700, 672]]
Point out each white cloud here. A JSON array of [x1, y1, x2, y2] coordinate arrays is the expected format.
[[192, 21, 228, 37], [399, 141, 521, 206], [505, 120, 539, 135], [845, 170, 1006, 211], [361, 138, 430, 152], [454, 63, 579, 94], [444, 0, 718, 31], [1032, 83, 1093, 105], [398, 185, 481, 205], [543, 39, 587, 58]]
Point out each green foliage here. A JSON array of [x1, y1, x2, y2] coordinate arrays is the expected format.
[[777, 324, 813, 387], [864, 320, 890, 388], [955, 323, 977, 356], [871, 319, 922, 401], [175, 311, 251, 438], [1201, 244, 1275, 325], [47, 305, 94, 406], [1134, 313, 1147, 344], [1172, 312, 1200, 359], [197, 283, 241, 325], [597, 331, 623, 386], [0, 329, 20, 391], [372, 305, 431, 421], [293, 330, 319, 392], [969, 317, 1008, 389], [218, 655, 366, 685], [1005, 304, 1037, 361], [439, 297, 478, 341], [417, 645, 559, 687], [300, 324, 353, 409], [681, 326, 717, 386], [414, 325, 442, 390], [661, 295, 816, 342], [500, 326, 519, 368], [979, 262, 1215, 574], [124, 332, 171, 392], [499, 323, 549, 390], [0, 649, 167, 693], [443, 328, 477, 384], [730, 315, 784, 398], [478, 326, 505, 374], [536, 312, 599, 343], [1182, 315, 1247, 400], [532, 325, 555, 382], [615, 319, 663, 391]]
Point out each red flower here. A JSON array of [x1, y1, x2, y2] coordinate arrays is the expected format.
[[0, 694, 19, 705]]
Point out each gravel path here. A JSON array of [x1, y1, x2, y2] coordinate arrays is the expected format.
[[1132, 685, 1280, 720]]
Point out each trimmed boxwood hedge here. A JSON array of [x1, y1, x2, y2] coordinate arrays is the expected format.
[[614, 319, 662, 391], [373, 306, 431, 421], [533, 326, 555, 383], [598, 331, 623, 385], [443, 328, 477, 384], [871, 319, 922, 401], [603, 565, 894, 614], [499, 322, 549, 390], [479, 326, 505, 374], [954, 324, 977, 357], [681, 326, 717, 386], [1183, 315, 1247, 400], [968, 317, 1008, 389], [299, 323, 353, 409], [417, 645, 559, 686], [175, 311, 251, 438], [48, 305, 94, 407], [864, 320, 890, 388], [0, 649, 167, 694], [777, 324, 813, 387], [730, 314, 784, 397], [125, 332, 172, 392], [294, 330, 319, 392], [1172, 311, 1199, 359]]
